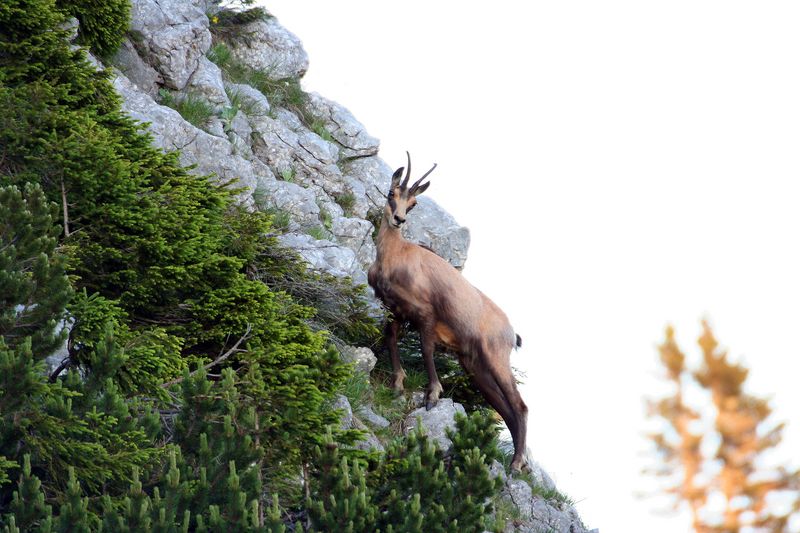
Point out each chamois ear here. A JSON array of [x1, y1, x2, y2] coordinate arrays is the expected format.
[[391, 167, 404, 189], [411, 181, 430, 196]]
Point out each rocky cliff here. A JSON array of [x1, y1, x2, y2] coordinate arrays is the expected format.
[[110, 0, 468, 286], [100, 2, 594, 531]]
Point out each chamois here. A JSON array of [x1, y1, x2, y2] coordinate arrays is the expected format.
[[368, 153, 529, 472]]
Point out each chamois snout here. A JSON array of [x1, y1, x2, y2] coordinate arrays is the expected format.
[[384, 192, 415, 229]]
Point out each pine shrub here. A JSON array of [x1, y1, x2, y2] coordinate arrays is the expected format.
[[309, 411, 502, 533], [57, 0, 130, 57]]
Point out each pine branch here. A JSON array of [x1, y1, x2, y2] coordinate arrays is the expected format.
[[159, 324, 252, 388]]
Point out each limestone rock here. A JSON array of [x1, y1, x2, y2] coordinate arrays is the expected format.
[[356, 405, 390, 429], [250, 113, 342, 195], [306, 92, 380, 158], [528, 459, 557, 492], [489, 459, 508, 484], [504, 479, 534, 520], [330, 216, 376, 271], [339, 346, 377, 375], [498, 475, 594, 533], [351, 415, 385, 453], [410, 391, 426, 408], [403, 197, 471, 270], [340, 155, 393, 218], [224, 82, 271, 117], [61, 17, 79, 43], [185, 56, 229, 107], [228, 17, 308, 80], [112, 37, 162, 97], [333, 396, 384, 453], [353, 430, 384, 453], [277, 233, 366, 285], [129, 0, 212, 90], [332, 395, 353, 431], [254, 179, 320, 229], [225, 110, 254, 158], [404, 398, 466, 452], [526, 498, 589, 533]]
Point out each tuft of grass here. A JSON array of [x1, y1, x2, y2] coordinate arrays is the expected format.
[[306, 226, 328, 241], [208, 7, 272, 41], [333, 192, 356, 217], [219, 104, 237, 133], [339, 372, 371, 414], [531, 484, 574, 508], [369, 380, 408, 438], [254, 75, 308, 120], [128, 29, 146, 45], [158, 89, 215, 129], [319, 206, 333, 231], [225, 86, 266, 118], [402, 367, 428, 392], [487, 494, 524, 533], [310, 118, 334, 142], [279, 168, 295, 182], [261, 207, 291, 232], [207, 42, 233, 69]]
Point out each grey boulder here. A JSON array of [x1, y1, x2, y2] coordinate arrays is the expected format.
[[404, 398, 466, 452], [129, 0, 212, 90], [228, 17, 308, 80]]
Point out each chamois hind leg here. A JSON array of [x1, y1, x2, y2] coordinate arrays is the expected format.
[[385, 320, 406, 391], [419, 327, 443, 410], [486, 353, 529, 473], [466, 355, 519, 441]]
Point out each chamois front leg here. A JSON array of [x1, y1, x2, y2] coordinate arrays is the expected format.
[[420, 328, 443, 410], [385, 320, 406, 392]]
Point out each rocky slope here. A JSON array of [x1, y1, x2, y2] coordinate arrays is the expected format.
[[97, 1, 595, 531]]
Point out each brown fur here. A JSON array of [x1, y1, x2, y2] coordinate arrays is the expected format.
[[368, 156, 529, 472]]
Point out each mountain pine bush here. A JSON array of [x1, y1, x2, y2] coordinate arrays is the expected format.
[[309, 411, 503, 533]]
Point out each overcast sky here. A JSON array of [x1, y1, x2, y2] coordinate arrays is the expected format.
[[262, 2, 800, 531]]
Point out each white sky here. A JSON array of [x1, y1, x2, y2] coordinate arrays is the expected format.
[[263, 2, 800, 531]]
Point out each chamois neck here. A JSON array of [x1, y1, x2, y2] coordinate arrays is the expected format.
[[376, 216, 406, 254]]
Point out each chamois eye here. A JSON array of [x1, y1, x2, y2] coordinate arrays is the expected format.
[[407, 203, 415, 212], [387, 192, 395, 199]]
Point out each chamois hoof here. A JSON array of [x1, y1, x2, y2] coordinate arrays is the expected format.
[[425, 398, 439, 411], [510, 458, 530, 474]]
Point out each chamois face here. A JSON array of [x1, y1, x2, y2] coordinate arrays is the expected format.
[[385, 153, 435, 229]]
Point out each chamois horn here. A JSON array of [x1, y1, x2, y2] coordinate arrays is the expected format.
[[410, 163, 437, 193], [401, 151, 412, 189]]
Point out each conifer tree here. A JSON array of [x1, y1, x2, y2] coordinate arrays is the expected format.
[[646, 326, 706, 530], [0, 183, 71, 358], [5, 455, 54, 532], [646, 322, 800, 531]]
